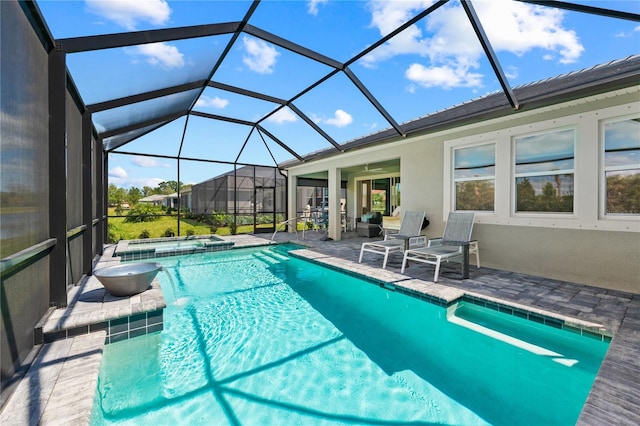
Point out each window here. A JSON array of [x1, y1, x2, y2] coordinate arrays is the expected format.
[[603, 117, 640, 215], [514, 129, 575, 213], [453, 143, 495, 211]]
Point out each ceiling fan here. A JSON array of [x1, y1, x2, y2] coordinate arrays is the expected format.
[[354, 164, 386, 175]]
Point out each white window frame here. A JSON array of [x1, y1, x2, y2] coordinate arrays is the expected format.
[[600, 114, 640, 219], [452, 142, 496, 212], [512, 127, 576, 216], [443, 102, 639, 232]]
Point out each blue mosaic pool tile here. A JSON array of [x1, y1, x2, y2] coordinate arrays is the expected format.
[[110, 332, 129, 344], [90, 321, 109, 333], [43, 330, 66, 344], [147, 310, 163, 325], [544, 317, 563, 329], [67, 325, 89, 337], [147, 323, 163, 334], [110, 317, 129, 334], [129, 327, 147, 339], [498, 305, 513, 315], [129, 313, 147, 330], [529, 313, 545, 324]]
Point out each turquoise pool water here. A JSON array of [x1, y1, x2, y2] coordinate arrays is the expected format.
[[91, 245, 609, 425]]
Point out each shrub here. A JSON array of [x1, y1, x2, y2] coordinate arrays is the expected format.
[[124, 204, 164, 223], [229, 221, 237, 235], [210, 211, 225, 227], [163, 228, 175, 237], [107, 223, 126, 243], [186, 229, 195, 236], [209, 226, 218, 235], [139, 230, 151, 239]]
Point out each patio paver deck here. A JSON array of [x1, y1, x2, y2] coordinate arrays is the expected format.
[[1, 232, 638, 425]]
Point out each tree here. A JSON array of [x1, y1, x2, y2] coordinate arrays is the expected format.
[[516, 178, 536, 211], [607, 172, 640, 214], [127, 187, 142, 205], [157, 181, 183, 194], [456, 180, 494, 211], [539, 182, 558, 211], [108, 183, 127, 207], [142, 186, 155, 197]]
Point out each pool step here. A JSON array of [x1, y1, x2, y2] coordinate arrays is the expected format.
[[265, 250, 289, 261], [253, 250, 289, 264]]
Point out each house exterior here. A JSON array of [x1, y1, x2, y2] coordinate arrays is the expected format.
[[138, 194, 167, 206], [284, 58, 640, 293]]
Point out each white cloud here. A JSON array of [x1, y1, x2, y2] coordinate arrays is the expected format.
[[505, 65, 518, 80], [135, 177, 166, 188], [324, 109, 353, 128], [406, 63, 483, 89], [616, 25, 640, 38], [195, 96, 229, 109], [85, 0, 171, 30], [242, 36, 280, 74], [363, 0, 584, 88], [108, 175, 166, 189], [364, 122, 379, 132], [135, 42, 184, 68], [109, 166, 127, 178], [131, 156, 173, 168], [268, 107, 298, 124], [474, 1, 583, 64], [308, 0, 328, 16]]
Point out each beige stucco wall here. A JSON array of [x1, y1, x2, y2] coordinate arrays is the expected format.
[[287, 87, 640, 293]]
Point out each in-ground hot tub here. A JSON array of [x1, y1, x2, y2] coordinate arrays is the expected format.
[[94, 263, 162, 297]]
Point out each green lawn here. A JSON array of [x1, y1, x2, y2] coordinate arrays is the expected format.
[[107, 210, 284, 242], [108, 215, 213, 242]]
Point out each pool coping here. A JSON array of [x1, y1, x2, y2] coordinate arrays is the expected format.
[[289, 248, 612, 341], [114, 235, 233, 261], [2, 235, 637, 424]]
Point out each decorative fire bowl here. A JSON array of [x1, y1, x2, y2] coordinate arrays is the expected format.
[[93, 263, 162, 297]]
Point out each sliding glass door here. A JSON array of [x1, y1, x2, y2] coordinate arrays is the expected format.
[[358, 176, 400, 217]]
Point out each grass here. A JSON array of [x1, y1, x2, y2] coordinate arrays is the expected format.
[[107, 209, 289, 242], [108, 215, 212, 242]]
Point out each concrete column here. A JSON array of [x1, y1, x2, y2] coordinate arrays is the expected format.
[[327, 167, 342, 241], [287, 173, 297, 233]]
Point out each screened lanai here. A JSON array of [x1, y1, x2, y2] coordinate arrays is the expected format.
[[2, 0, 640, 405]]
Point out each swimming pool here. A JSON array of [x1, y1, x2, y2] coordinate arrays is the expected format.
[[91, 244, 609, 425]]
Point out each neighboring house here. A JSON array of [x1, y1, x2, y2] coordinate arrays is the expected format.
[[138, 194, 167, 206], [190, 166, 286, 216], [139, 191, 191, 211]]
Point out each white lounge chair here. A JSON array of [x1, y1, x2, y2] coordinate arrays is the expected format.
[[401, 212, 475, 282], [358, 211, 426, 269]]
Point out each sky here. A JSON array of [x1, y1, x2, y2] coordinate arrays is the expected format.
[[36, 0, 640, 189]]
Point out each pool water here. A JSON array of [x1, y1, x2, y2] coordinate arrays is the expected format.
[[91, 245, 609, 425]]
